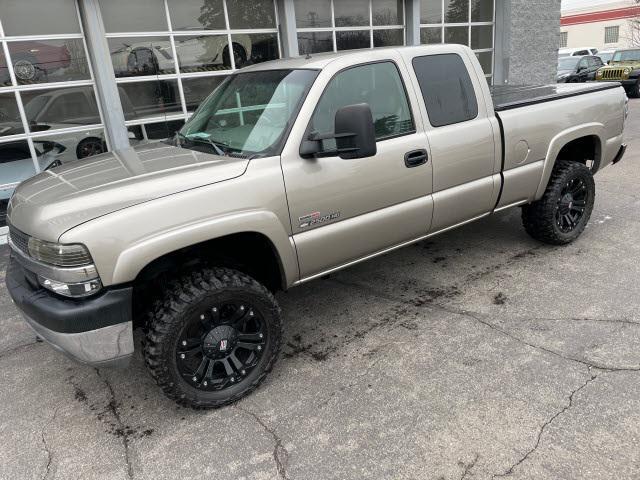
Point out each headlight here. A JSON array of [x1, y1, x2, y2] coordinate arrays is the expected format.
[[624, 68, 631, 75], [596, 70, 602, 77], [27, 238, 93, 267]]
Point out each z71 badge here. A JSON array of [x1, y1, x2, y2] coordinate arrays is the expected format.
[[298, 211, 341, 228]]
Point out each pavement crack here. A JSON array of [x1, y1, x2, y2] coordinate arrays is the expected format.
[[234, 405, 289, 480], [329, 278, 640, 372], [460, 453, 479, 479], [0, 340, 39, 360], [492, 369, 597, 478], [95, 369, 134, 479], [434, 304, 640, 372], [40, 407, 60, 480]]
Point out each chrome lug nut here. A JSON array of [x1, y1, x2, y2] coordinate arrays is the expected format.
[[249, 310, 254, 317], [230, 377, 235, 382], [212, 307, 218, 313], [257, 345, 262, 351], [192, 376, 197, 382], [200, 314, 205, 320], [180, 353, 185, 359], [258, 333, 264, 339], [240, 305, 245, 311], [241, 369, 246, 375], [182, 340, 187, 346], [203, 381, 208, 386]]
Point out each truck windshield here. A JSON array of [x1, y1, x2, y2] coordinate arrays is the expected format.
[[177, 69, 318, 157], [612, 50, 640, 62]]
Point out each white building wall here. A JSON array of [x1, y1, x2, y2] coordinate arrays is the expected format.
[[562, 19, 636, 50]]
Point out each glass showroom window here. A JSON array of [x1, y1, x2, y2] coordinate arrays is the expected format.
[[294, 0, 405, 54], [0, 0, 106, 230], [98, 0, 281, 143], [419, 0, 495, 81]]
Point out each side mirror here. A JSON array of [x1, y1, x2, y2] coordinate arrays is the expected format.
[[300, 103, 377, 159]]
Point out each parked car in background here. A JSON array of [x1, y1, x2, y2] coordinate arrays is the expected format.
[[557, 55, 604, 83], [0, 41, 70, 84], [559, 47, 599, 57], [596, 48, 640, 98], [0, 140, 66, 200], [597, 49, 615, 64], [110, 35, 253, 77]]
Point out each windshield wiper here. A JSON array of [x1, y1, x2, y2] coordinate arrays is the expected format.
[[180, 133, 231, 156]]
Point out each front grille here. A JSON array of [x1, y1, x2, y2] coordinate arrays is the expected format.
[[8, 225, 30, 257], [601, 69, 625, 80]]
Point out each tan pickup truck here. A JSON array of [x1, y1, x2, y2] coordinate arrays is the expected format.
[[5, 45, 628, 408]]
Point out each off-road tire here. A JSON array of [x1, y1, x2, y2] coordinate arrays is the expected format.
[[522, 160, 595, 245], [143, 267, 282, 409]]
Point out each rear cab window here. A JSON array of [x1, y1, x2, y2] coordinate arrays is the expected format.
[[411, 54, 478, 127]]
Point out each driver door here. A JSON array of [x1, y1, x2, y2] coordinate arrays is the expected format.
[[281, 60, 433, 279]]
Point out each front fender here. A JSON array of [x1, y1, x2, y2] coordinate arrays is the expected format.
[[110, 210, 298, 287], [535, 123, 604, 199]]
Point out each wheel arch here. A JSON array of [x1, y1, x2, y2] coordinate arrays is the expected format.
[[110, 211, 298, 291], [535, 124, 604, 200]]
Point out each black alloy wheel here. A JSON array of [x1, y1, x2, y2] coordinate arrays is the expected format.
[[176, 300, 267, 392], [522, 160, 595, 245], [144, 267, 282, 408], [76, 138, 105, 159], [554, 177, 588, 233]]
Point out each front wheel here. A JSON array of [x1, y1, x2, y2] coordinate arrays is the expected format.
[[144, 267, 282, 409], [628, 80, 640, 98], [522, 160, 595, 245]]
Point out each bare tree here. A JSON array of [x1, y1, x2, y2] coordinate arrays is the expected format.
[[627, 0, 640, 46]]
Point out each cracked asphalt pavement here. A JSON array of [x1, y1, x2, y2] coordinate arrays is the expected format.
[[1, 99, 640, 480]]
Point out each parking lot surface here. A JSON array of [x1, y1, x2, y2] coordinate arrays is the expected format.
[[1, 99, 639, 480]]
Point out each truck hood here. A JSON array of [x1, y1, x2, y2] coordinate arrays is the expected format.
[[7, 142, 250, 241]]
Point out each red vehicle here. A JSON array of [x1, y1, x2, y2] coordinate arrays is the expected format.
[[0, 41, 71, 84]]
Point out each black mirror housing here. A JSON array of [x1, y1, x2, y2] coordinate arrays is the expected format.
[[334, 103, 377, 159], [299, 103, 377, 159]]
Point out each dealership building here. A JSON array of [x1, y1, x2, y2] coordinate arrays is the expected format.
[[0, 0, 561, 234]]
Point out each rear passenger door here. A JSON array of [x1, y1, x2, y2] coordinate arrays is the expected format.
[[409, 52, 499, 232]]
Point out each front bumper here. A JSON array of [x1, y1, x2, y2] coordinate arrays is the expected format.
[[597, 79, 637, 88], [6, 256, 134, 367], [612, 143, 627, 165]]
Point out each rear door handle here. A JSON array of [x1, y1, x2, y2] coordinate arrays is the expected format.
[[404, 149, 428, 168]]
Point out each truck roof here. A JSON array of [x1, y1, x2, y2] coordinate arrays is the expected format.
[[240, 44, 466, 72]]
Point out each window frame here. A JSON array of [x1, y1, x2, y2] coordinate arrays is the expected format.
[[411, 53, 480, 128], [604, 25, 619, 45], [560, 31, 568, 48], [294, 0, 406, 54], [419, 0, 495, 82], [301, 59, 417, 154]]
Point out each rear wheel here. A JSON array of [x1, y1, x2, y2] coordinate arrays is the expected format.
[[522, 160, 595, 245], [144, 267, 282, 409]]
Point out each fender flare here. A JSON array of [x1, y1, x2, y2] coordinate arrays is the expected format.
[[110, 210, 298, 287], [534, 123, 604, 199]]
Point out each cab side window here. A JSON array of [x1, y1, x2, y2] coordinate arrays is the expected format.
[[310, 61, 415, 145], [412, 54, 478, 127]]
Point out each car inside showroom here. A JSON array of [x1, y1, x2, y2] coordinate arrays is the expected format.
[[0, 0, 540, 234]]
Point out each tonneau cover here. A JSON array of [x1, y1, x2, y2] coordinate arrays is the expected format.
[[491, 83, 622, 111]]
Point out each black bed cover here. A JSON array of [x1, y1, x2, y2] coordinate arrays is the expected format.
[[491, 82, 622, 112]]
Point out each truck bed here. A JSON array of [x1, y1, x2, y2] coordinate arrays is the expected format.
[[491, 83, 621, 111]]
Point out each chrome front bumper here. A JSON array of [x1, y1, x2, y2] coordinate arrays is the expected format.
[[22, 313, 134, 367]]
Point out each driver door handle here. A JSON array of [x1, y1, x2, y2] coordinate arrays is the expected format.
[[404, 149, 428, 168]]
